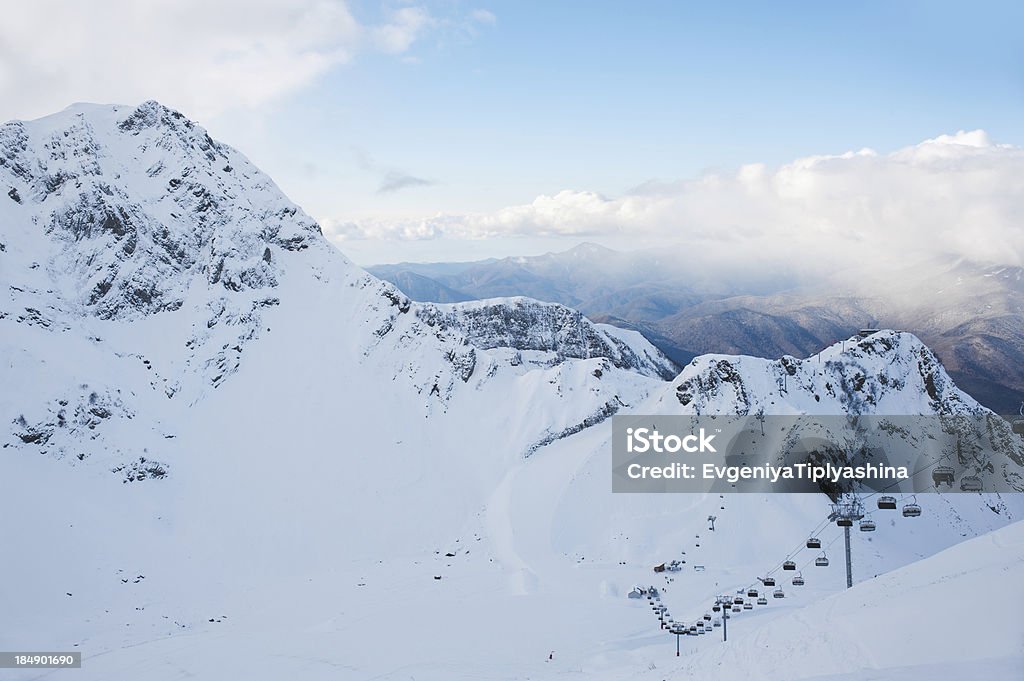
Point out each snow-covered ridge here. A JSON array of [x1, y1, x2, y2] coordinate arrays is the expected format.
[[418, 296, 677, 379], [663, 330, 980, 416], [629, 330, 1024, 493]]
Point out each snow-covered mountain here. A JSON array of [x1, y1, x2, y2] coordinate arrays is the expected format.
[[662, 330, 977, 416], [2, 102, 1021, 681], [0, 101, 670, 478]]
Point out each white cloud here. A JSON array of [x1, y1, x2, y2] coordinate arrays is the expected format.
[[0, 1, 453, 122], [330, 131, 1024, 270], [470, 9, 497, 25], [372, 6, 435, 54]]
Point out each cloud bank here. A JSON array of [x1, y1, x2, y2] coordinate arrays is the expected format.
[[327, 131, 1024, 270], [0, 1, 492, 122]]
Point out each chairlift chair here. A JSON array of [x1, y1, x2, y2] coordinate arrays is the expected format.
[[733, 596, 744, 604], [757, 596, 768, 605], [703, 613, 712, 621], [902, 500, 922, 517], [773, 588, 785, 598], [836, 517, 853, 528], [960, 476, 983, 492], [712, 604, 721, 612], [806, 536, 822, 549], [1014, 403, 1024, 435], [932, 466, 956, 487], [859, 519, 876, 532], [762, 576, 776, 587], [877, 496, 897, 510], [743, 602, 753, 609], [731, 605, 741, 612], [747, 588, 758, 598], [815, 554, 830, 567], [783, 560, 796, 570], [792, 574, 805, 586]]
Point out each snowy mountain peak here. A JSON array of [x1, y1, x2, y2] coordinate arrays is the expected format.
[[667, 330, 978, 416], [1, 101, 323, 320]]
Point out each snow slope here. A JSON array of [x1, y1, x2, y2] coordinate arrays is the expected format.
[[1, 102, 1022, 680], [636, 518, 1024, 681]]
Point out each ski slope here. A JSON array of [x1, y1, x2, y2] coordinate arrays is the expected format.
[[626, 517, 1024, 681]]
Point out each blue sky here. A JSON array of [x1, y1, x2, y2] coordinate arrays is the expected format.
[[3, 1, 1023, 264]]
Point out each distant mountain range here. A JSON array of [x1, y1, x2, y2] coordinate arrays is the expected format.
[[369, 244, 1024, 414]]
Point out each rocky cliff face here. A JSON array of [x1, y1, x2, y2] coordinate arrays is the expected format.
[[1, 101, 321, 320], [416, 297, 677, 379]]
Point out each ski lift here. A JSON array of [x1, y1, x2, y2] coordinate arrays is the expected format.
[[836, 517, 853, 528], [902, 498, 922, 517], [806, 536, 821, 549], [731, 605, 741, 612], [712, 604, 721, 612], [783, 560, 796, 570], [877, 496, 897, 510], [960, 476, 983, 492], [757, 596, 768, 605], [713, 620, 721, 627], [792, 573, 805, 586], [859, 519, 876, 532], [773, 588, 785, 599], [743, 602, 753, 610], [733, 596, 744, 604], [815, 553, 830, 567], [932, 466, 955, 487], [1013, 403, 1024, 435], [703, 613, 712, 621], [761, 576, 776, 587], [747, 588, 759, 597]]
